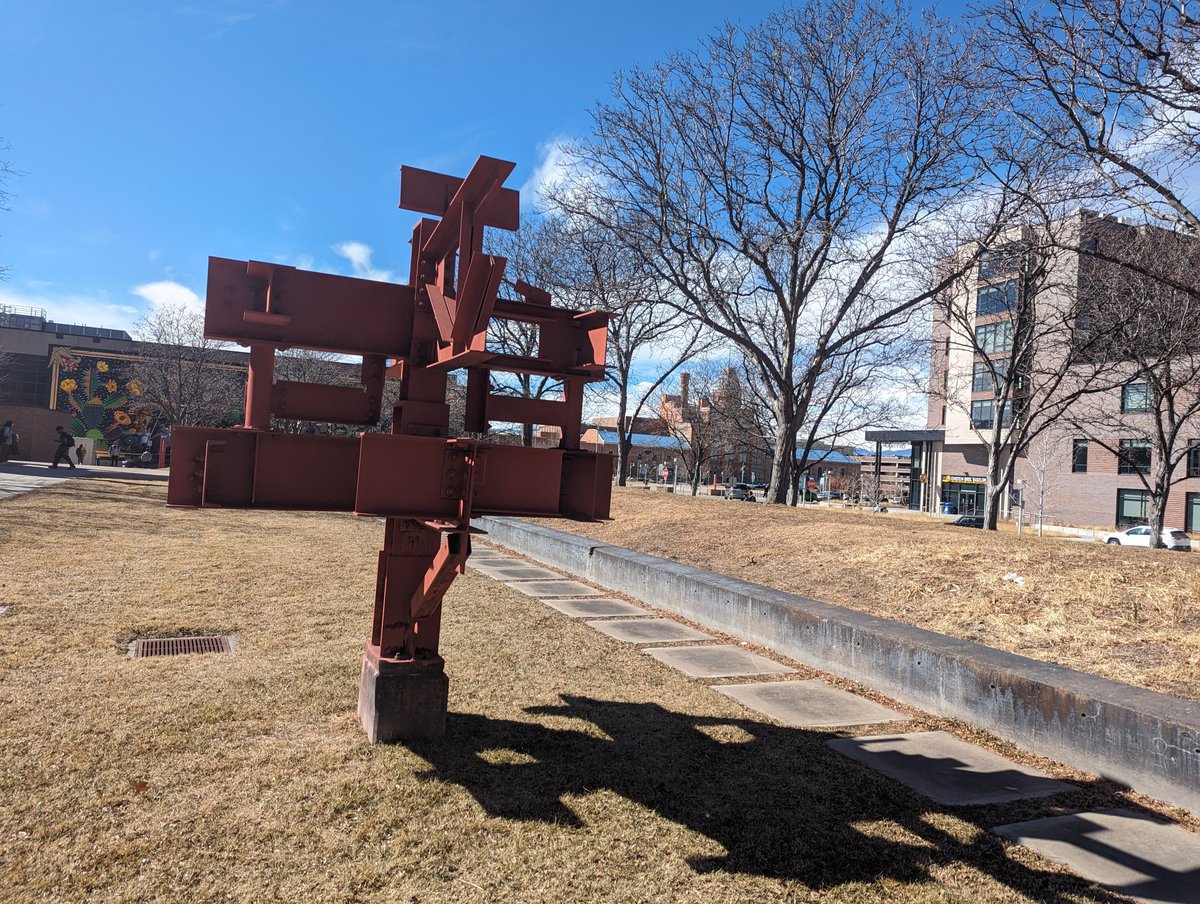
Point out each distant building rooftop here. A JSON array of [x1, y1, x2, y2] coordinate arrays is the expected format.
[[596, 430, 681, 450], [800, 449, 858, 466], [0, 303, 132, 342]]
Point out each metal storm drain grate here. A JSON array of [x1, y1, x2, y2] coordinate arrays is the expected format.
[[128, 635, 236, 658]]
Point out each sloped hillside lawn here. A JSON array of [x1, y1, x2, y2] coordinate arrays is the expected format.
[[535, 487, 1200, 701]]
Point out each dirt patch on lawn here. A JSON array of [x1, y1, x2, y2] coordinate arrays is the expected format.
[[531, 488, 1200, 701]]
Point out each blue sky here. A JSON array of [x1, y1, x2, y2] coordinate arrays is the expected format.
[[0, 0, 969, 334]]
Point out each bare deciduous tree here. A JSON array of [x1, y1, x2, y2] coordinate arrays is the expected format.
[[129, 303, 245, 428], [557, 0, 1032, 504], [559, 221, 705, 486], [1021, 428, 1071, 536], [982, 0, 1200, 233]]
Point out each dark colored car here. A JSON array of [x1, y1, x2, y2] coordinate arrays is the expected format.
[[948, 515, 984, 528]]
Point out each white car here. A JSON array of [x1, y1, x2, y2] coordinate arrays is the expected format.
[[1104, 526, 1192, 551]]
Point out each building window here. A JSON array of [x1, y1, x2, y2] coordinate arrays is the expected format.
[[976, 280, 1018, 316], [970, 399, 1012, 430], [1118, 438, 1151, 475], [1072, 439, 1088, 473], [1188, 492, 1200, 533], [972, 362, 992, 393], [1, 352, 53, 407], [972, 360, 1017, 393], [971, 400, 993, 429], [1189, 440, 1200, 478], [978, 245, 1021, 280], [975, 321, 1013, 354], [1116, 488, 1150, 528], [1121, 382, 1151, 413]]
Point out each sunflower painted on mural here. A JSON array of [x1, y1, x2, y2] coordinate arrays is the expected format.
[[51, 351, 149, 443]]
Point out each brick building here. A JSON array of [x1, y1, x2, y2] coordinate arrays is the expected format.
[[899, 211, 1200, 530], [0, 305, 146, 461]]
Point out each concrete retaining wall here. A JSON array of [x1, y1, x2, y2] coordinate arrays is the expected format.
[[475, 515, 1200, 813]]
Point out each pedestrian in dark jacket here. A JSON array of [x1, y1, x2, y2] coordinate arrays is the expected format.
[[51, 426, 77, 470]]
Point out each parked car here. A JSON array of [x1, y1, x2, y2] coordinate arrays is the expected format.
[[1103, 525, 1192, 551], [947, 515, 984, 529], [724, 483, 756, 502]]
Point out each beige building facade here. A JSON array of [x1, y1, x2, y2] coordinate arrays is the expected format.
[[910, 211, 1200, 531]]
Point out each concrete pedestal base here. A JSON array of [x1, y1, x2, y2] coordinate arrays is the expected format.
[[358, 648, 448, 742]]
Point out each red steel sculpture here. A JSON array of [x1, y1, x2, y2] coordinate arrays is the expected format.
[[167, 156, 612, 741]]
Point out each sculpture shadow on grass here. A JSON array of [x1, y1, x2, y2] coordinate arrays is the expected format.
[[406, 695, 1136, 900]]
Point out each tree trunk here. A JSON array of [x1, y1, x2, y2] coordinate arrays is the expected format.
[[618, 438, 634, 488], [983, 444, 1005, 531], [614, 391, 629, 487], [614, 443, 629, 488], [1148, 459, 1172, 548], [766, 402, 797, 505]]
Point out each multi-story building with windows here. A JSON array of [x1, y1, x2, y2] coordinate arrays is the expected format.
[[880, 210, 1200, 531]]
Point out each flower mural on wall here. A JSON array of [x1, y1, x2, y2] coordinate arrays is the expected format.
[[50, 350, 151, 442]]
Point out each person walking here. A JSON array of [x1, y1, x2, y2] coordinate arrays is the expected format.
[[50, 426, 77, 470], [0, 421, 13, 463]]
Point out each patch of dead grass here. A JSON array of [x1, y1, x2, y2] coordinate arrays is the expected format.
[[0, 478, 1178, 902], [533, 489, 1200, 701]]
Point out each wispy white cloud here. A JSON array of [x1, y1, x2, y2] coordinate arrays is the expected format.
[[131, 280, 204, 315], [521, 138, 572, 207], [331, 241, 394, 281]]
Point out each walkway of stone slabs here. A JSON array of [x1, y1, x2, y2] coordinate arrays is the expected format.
[[470, 541, 1200, 904]]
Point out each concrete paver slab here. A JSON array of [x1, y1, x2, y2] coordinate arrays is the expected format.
[[586, 618, 712, 644], [994, 809, 1200, 904], [716, 679, 905, 728], [541, 598, 649, 618], [645, 645, 793, 678], [467, 547, 508, 559], [827, 731, 1072, 805], [470, 563, 564, 581], [468, 557, 524, 570], [507, 580, 602, 598]]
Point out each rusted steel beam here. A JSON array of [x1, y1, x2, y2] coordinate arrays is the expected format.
[[486, 393, 574, 427], [167, 426, 612, 519], [206, 257, 414, 356], [399, 163, 519, 231]]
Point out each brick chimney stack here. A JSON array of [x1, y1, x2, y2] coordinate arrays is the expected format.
[[680, 372, 690, 409]]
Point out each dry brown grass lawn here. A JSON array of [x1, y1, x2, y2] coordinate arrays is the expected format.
[[0, 477, 1186, 902], [533, 489, 1200, 701]]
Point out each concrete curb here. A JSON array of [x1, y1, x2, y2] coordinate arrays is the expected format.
[[474, 515, 1200, 813]]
